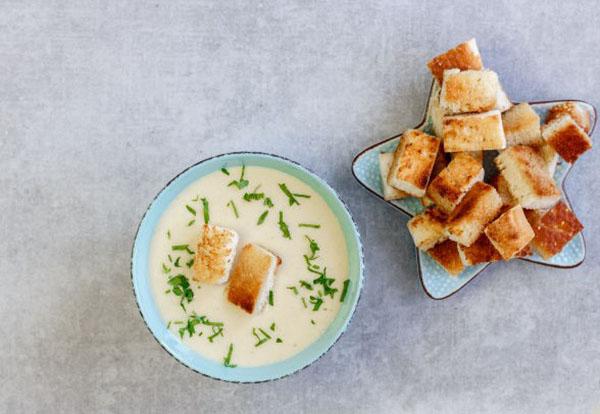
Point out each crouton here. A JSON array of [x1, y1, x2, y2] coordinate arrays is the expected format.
[[378, 153, 408, 200], [427, 38, 483, 85], [430, 88, 445, 138], [427, 153, 484, 213], [227, 243, 280, 314], [495, 85, 513, 113], [407, 208, 448, 251], [387, 129, 441, 197], [427, 240, 464, 276], [440, 69, 500, 114], [457, 233, 502, 266], [193, 224, 239, 284], [495, 145, 561, 209], [484, 205, 535, 260], [530, 143, 559, 178], [542, 114, 592, 163], [502, 103, 543, 146], [490, 174, 516, 206], [546, 101, 591, 133], [451, 151, 484, 164], [443, 110, 507, 152], [525, 201, 584, 259], [445, 182, 503, 246]]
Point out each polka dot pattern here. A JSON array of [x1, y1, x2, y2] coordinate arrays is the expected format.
[[352, 92, 593, 299]]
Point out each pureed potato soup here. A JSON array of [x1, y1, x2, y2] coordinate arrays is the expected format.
[[150, 165, 350, 367]]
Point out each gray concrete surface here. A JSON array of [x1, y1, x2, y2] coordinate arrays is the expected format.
[[2, 1, 600, 413]]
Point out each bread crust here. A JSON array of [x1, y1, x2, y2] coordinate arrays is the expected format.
[[495, 145, 561, 209], [525, 202, 583, 259], [427, 240, 464, 276], [542, 114, 592, 163], [378, 153, 408, 200], [387, 129, 441, 197], [427, 39, 483, 85], [484, 205, 535, 260], [443, 110, 506, 152], [227, 244, 279, 314], [545, 101, 591, 133]]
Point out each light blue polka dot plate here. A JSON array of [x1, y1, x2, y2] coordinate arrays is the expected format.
[[352, 82, 596, 300]]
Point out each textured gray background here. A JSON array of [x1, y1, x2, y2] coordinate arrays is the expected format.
[[2, 1, 600, 413]]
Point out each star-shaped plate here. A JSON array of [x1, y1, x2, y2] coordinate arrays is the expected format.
[[352, 82, 596, 299]]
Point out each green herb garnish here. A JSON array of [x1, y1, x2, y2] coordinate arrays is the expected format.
[[340, 279, 350, 302], [221, 167, 230, 176], [252, 327, 272, 347], [309, 296, 323, 311], [178, 313, 224, 339], [187, 219, 195, 227], [310, 319, 316, 325], [243, 192, 265, 202], [174, 257, 181, 268], [287, 286, 298, 295], [278, 211, 291, 239], [264, 197, 274, 208], [268, 290, 274, 306], [168, 274, 194, 310], [166, 230, 171, 239], [278, 183, 300, 206], [223, 343, 237, 368], [300, 280, 313, 290], [301, 297, 307, 308], [162, 263, 171, 274], [303, 236, 337, 298], [167, 321, 172, 329], [186, 258, 194, 268], [276, 338, 283, 343], [257, 210, 269, 225], [201, 198, 209, 224], [172, 244, 194, 255], [228, 165, 249, 190], [227, 200, 239, 218], [185, 204, 196, 216], [270, 322, 276, 331], [298, 223, 320, 229], [208, 326, 224, 343]]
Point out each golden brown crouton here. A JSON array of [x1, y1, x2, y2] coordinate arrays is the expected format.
[[542, 114, 592, 163], [525, 202, 583, 259], [440, 69, 500, 114], [427, 38, 483, 85], [407, 208, 448, 251], [193, 224, 239, 284], [545, 101, 591, 133], [443, 110, 507, 152], [502, 103, 543, 146], [484, 205, 535, 260], [427, 240, 464, 276]]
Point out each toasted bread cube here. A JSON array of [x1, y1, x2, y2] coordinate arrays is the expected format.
[[427, 153, 484, 213], [193, 224, 239, 284], [525, 201, 583, 259], [451, 151, 483, 164], [407, 208, 448, 251], [427, 240, 464, 276], [490, 174, 516, 207], [542, 114, 592, 163], [457, 233, 502, 266], [495, 85, 513, 113], [378, 153, 408, 201], [427, 39, 483, 85], [546, 101, 591, 133], [430, 88, 445, 137], [445, 182, 503, 246], [387, 129, 441, 197], [495, 145, 561, 209], [440, 69, 500, 114], [227, 243, 280, 314], [530, 143, 559, 178], [502, 103, 543, 146], [443, 110, 507, 152], [484, 205, 535, 260]]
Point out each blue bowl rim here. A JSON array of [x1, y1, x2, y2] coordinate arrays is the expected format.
[[131, 151, 365, 383]]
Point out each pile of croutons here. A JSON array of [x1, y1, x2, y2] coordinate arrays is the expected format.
[[379, 39, 590, 275]]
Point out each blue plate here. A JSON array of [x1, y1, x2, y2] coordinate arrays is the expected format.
[[132, 152, 364, 382], [352, 82, 596, 299]]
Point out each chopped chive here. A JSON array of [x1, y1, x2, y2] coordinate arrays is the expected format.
[[298, 223, 320, 229], [268, 290, 274, 306], [257, 210, 269, 225], [173, 257, 181, 267], [187, 219, 196, 226], [167, 321, 172, 329], [164, 289, 170, 294], [287, 286, 298, 295], [252, 327, 271, 347], [228, 165, 249, 190], [278, 183, 300, 206], [270, 322, 276, 331], [263, 197, 274, 208], [227, 200, 239, 218], [223, 343, 237, 368], [201, 198, 209, 224], [309, 296, 323, 311], [162, 263, 171, 274], [340, 279, 350, 302], [243, 192, 265, 202], [186, 258, 194, 268], [276, 338, 283, 343], [301, 297, 307, 308], [299, 280, 313, 290], [293, 193, 311, 199], [166, 230, 171, 239], [310, 319, 316, 325], [168, 254, 173, 263], [258, 328, 271, 339], [278, 211, 291, 239], [208, 326, 224, 343], [221, 167, 230, 176], [191, 195, 200, 202], [172, 244, 194, 255], [185, 204, 196, 216]]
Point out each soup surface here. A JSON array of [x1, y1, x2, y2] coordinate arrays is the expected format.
[[150, 165, 349, 367]]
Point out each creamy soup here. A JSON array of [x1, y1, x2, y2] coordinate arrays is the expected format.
[[150, 165, 349, 367]]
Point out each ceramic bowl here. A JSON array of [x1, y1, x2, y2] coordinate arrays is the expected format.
[[352, 82, 595, 299], [132, 152, 364, 382]]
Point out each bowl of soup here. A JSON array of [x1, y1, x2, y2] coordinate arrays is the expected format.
[[131, 152, 364, 382]]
